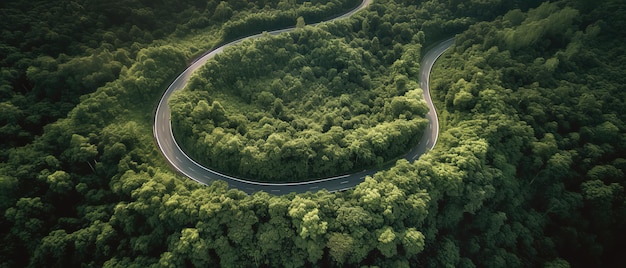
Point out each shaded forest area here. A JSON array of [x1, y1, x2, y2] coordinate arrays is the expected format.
[[1, 0, 625, 267], [430, 0, 626, 265]]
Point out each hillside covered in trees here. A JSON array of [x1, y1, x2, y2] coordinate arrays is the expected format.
[[170, 14, 430, 181], [1, 0, 625, 267]]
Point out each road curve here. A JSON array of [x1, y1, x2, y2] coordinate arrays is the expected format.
[[154, 0, 454, 195]]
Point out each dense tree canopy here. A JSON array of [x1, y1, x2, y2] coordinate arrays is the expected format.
[[170, 20, 429, 181], [1, 0, 625, 267], [429, 0, 626, 265]]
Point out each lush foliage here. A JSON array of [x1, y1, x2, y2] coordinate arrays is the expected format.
[[1, 0, 624, 267], [171, 18, 429, 181], [429, 0, 626, 265]]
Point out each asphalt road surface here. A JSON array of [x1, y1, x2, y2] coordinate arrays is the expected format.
[[154, 0, 454, 195]]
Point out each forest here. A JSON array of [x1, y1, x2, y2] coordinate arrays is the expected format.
[[1, 0, 624, 267], [170, 13, 430, 181]]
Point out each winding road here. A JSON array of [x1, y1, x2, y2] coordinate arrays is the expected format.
[[154, 0, 454, 195]]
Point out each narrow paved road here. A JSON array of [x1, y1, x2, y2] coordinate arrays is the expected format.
[[154, 0, 454, 194]]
